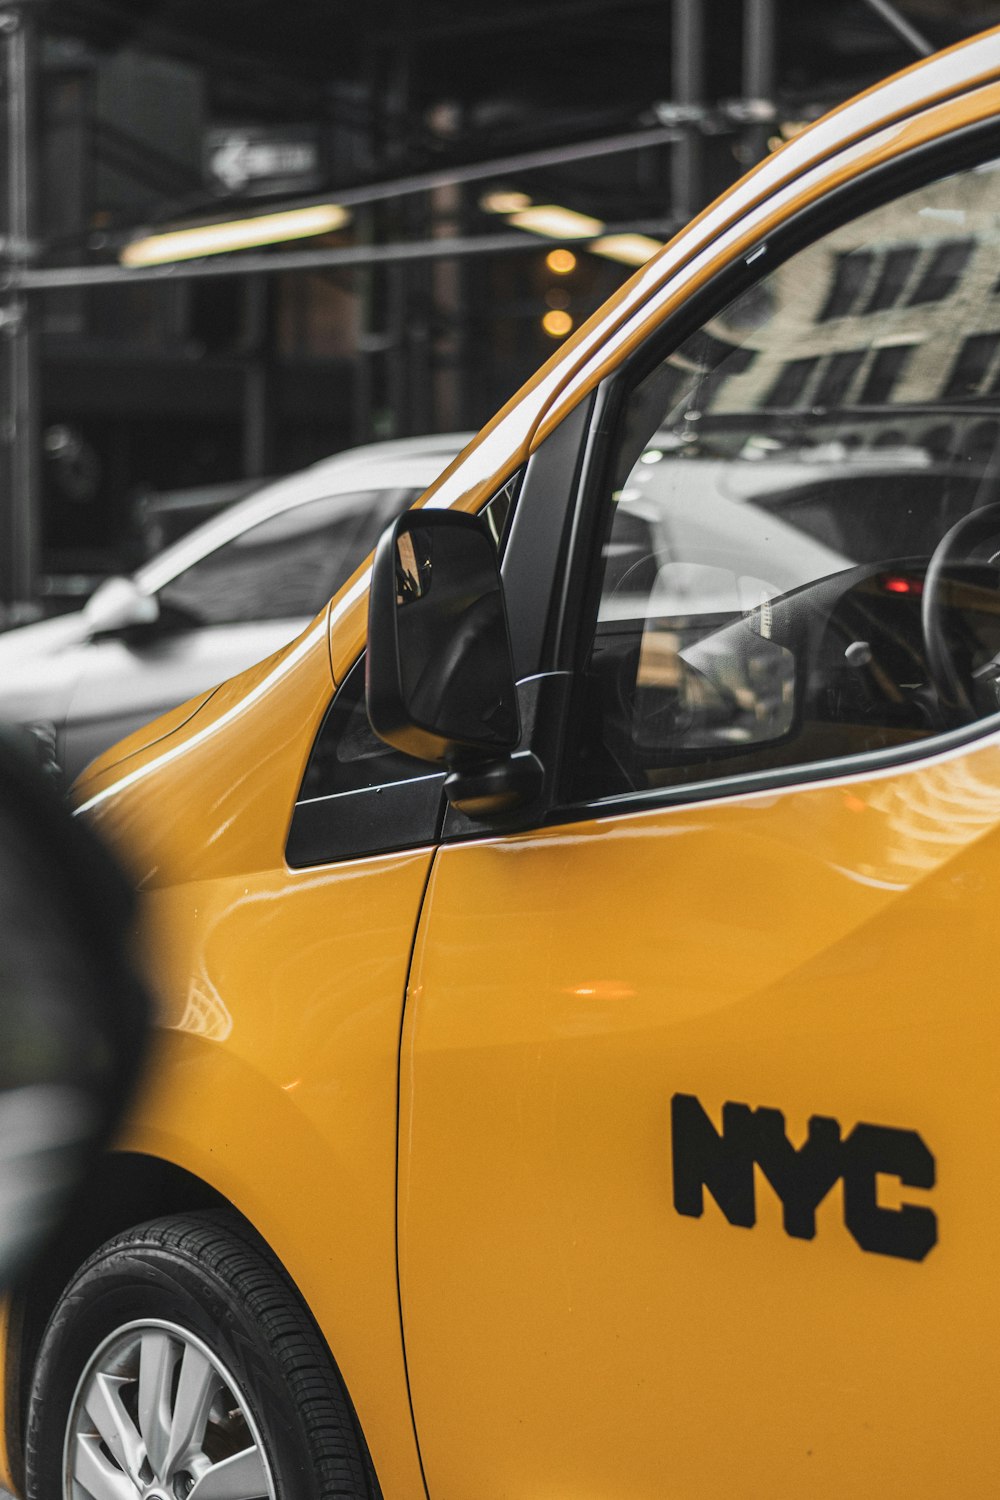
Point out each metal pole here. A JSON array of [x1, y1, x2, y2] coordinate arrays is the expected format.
[[384, 28, 411, 438], [0, 0, 40, 609], [670, 0, 706, 223], [743, 0, 777, 165], [859, 0, 933, 58], [352, 205, 376, 444], [241, 277, 274, 478]]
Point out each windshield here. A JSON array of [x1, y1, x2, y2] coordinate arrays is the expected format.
[[155, 485, 421, 626]]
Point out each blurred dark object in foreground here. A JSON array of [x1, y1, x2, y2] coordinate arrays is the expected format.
[[0, 727, 150, 1287]]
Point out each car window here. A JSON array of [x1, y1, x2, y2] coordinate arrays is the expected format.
[[157, 486, 420, 625], [481, 471, 519, 553], [571, 153, 1000, 803], [298, 653, 430, 802]]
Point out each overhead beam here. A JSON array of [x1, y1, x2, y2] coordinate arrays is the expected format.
[[126, 121, 685, 232], [11, 218, 679, 290], [383, 0, 657, 40]]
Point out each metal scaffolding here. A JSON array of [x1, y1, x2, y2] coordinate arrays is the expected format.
[[0, 0, 938, 605], [0, 0, 40, 604]]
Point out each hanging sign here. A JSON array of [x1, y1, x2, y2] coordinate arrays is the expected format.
[[204, 127, 323, 197]]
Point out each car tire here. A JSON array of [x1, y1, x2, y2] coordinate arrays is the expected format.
[[24, 1210, 377, 1500]]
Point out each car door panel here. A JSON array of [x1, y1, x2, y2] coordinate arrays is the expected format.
[[399, 731, 1000, 1500], [396, 119, 1000, 1498]]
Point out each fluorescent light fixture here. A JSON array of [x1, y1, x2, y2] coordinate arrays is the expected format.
[[508, 204, 605, 239], [590, 233, 663, 266], [121, 203, 351, 267], [480, 189, 533, 215]]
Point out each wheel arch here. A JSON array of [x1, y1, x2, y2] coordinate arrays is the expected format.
[[4, 1150, 379, 1495]]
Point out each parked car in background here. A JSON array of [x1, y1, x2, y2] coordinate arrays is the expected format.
[[131, 475, 272, 561], [0, 433, 469, 783], [0, 478, 270, 636]]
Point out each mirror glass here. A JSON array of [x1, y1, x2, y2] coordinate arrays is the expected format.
[[393, 519, 518, 751]]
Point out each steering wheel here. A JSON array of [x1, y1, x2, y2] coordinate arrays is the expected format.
[[921, 500, 1000, 721]]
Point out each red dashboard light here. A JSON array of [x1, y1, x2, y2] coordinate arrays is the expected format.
[[882, 575, 923, 595]]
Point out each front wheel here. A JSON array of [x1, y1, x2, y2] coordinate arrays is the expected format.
[[25, 1212, 376, 1500]]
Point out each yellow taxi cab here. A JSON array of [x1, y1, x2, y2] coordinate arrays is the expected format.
[[10, 25, 1000, 1500]]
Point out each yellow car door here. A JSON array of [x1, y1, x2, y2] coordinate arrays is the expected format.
[[394, 121, 1000, 1499]]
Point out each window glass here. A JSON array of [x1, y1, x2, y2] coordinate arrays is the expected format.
[[944, 333, 1000, 399], [907, 238, 973, 305], [765, 356, 820, 409], [157, 486, 419, 625], [482, 471, 520, 553], [298, 654, 429, 801], [572, 155, 1000, 804], [817, 250, 874, 320], [863, 246, 920, 313]]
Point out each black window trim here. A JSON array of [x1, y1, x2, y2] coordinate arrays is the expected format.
[[547, 112, 1000, 829], [284, 453, 594, 867]]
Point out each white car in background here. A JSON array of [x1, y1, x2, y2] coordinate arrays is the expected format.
[[0, 434, 470, 783]]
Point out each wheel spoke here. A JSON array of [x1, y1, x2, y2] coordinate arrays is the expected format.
[[72, 1432, 138, 1500], [186, 1444, 271, 1500], [162, 1340, 221, 1476], [67, 1316, 276, 1500], [83, 1372, 145, 1483], [136, 1327, 177, 1476]]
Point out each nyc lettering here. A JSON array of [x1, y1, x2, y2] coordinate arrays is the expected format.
[[671, 1093, 937, 1262]]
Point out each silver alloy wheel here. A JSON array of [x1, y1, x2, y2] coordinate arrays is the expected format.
[[62, 1317, 278, 1500]]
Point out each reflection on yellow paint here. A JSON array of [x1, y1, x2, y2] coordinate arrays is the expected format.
[[848, 742, 1000, 887], [174, 972, 233, 1042], [564, 981, 636, 1001]]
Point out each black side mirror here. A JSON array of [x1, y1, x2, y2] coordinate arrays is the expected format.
[[367, 509, 520, 766]]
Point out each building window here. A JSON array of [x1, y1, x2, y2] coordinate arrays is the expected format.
[[860, 344, 914, 404], [864, 246, 920, 312], [817, 251, 875, 320], [681, 331, 757, 410], [907, 240, 974, 306], [943, 332, 1000, 398], [813, 349, 866, 406], [764, 356, 821, 408]]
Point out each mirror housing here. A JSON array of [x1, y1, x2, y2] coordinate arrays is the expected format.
[[83, 575, 159, 636], [367, 509, 520, 766]]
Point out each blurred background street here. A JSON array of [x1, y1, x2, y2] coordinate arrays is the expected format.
[[0, 1, 993, 628]]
